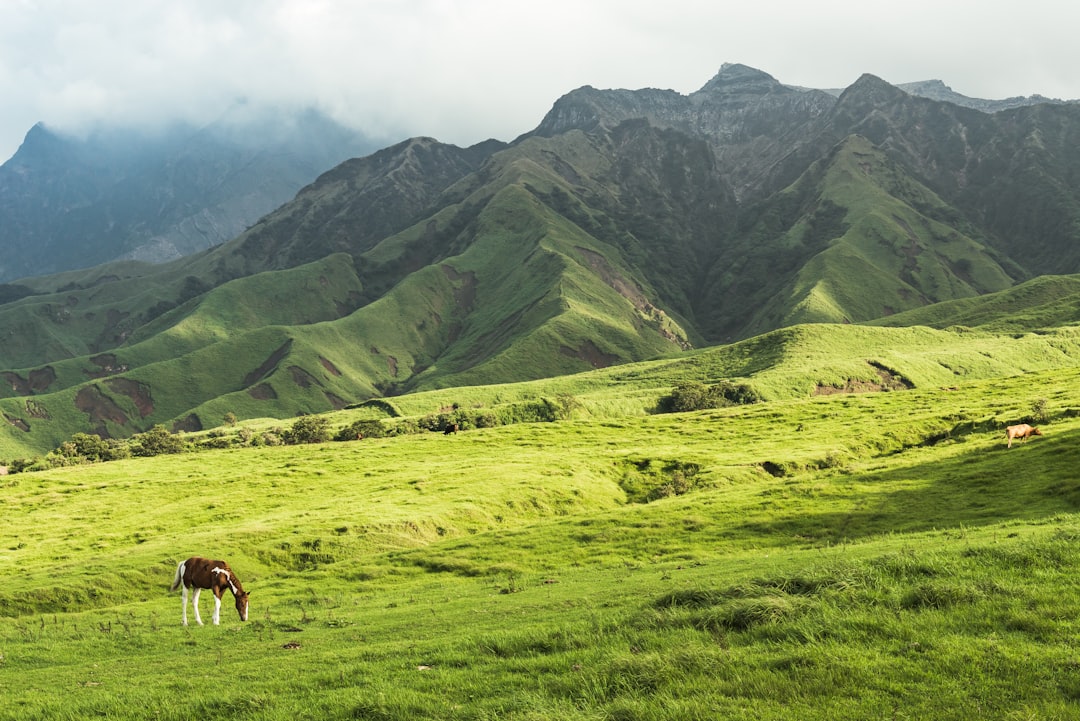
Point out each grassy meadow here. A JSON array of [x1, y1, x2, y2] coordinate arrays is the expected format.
[[3, 339, 1080, 719]]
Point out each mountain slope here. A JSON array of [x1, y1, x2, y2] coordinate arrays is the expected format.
[[0, 109, 379, 281], [2, 65, 1080, 454]]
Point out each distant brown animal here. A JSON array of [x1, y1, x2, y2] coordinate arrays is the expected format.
[[444, 423, 458, 435], [170, 556, 249, 625], [1005, 423, 1042, 448]]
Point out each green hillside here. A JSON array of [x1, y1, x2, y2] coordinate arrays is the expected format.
[[870, 274, 1080, 331], [4, 68, 1080, 461], [2, 346, 1079, 718], [732, 136, 1015, 336]]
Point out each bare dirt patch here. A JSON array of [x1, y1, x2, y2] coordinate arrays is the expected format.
[[575, 247, 649, 310], [320, 357, 342, 376], [814, 361, 914, 396], [244, 341, 293, 387], [74, 385, 130, 436], [289, 366, 321, 389], [441, 264, 477, 311], [4, 413, 29, 432], [325, 391, 348, 410], [105, 377, 154, 417], [85, 354, 129, 379], [2, 366, 57, 395], [25, 400, 49, 419], [249, 383, 278, 400]]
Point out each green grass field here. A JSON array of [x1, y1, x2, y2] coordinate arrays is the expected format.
[[3, 353, 1080, 719]]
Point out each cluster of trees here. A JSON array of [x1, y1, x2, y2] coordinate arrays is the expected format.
[[657, 380, 762, 413], [6, 424, 187, 473], [2, 385, 763, 474], [1, 394, 587, 473]]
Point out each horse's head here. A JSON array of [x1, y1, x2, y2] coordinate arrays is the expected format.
[[235, 591, 250, 622]]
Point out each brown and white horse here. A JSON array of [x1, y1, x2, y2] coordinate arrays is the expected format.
[[170, 557, 250, 626]]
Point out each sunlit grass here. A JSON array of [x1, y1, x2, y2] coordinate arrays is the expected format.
[[2, 362, 1080, 718]]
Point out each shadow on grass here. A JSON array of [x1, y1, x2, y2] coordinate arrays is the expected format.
[[735, 427, 1080, 544]]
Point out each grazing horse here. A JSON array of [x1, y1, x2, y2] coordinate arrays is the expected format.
[[170, 557, 249, 626], [1005, 423, 1043, 448], [443, 423, 459, 435]]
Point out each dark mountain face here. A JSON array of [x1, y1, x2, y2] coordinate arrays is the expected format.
[[531, 63, 837, 201], [0, 110, 379, 281], [1, 65, 1080, 454]]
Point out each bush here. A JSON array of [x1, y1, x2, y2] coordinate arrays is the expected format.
[[658, 380, 762, 413], [1031, 398, 1049, 423], [335, 419, 388, 441], [132, 425, 185, 456], [494, 399, 561, 425], [54, 433, 131, 463], [283, 415, 330, 445]]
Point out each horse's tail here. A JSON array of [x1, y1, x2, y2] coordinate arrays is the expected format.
[[170, 560, 186, 592]]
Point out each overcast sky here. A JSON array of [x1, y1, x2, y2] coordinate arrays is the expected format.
[[3, 0, 1079, 163]]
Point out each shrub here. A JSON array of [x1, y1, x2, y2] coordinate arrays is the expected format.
[[53, 433, 131, 463], [385, 419, 418, 436], [657, 380, 762, 413], [335, 419, 388, 441], [283, 415, 330, 445], [133, 425, 185, 456], [1031, 398, 1049, 423], [494, 398, 561, 425]]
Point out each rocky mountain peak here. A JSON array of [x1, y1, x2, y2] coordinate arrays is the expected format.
[[835, 73, 908, 108], [695, 63, 783, 96]]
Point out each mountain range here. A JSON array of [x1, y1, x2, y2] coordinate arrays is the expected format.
[[2, 62, 1080, 456], [0, 107, 378, 281]]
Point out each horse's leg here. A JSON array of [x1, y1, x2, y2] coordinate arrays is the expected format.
[[192, 587, 204, 626], [212, 589, 222, 625], [181, 584, 189, 626]]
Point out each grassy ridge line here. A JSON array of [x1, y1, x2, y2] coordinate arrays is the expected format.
[[870, 273, 1080, 331], [4, 317, 1080, 460], [365, 323, 1080, 421]]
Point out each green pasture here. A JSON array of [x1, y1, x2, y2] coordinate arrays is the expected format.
[[3, 362, 1080, 719]]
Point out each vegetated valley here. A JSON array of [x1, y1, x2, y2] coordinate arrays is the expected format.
[[2, 64, 1080, 719]]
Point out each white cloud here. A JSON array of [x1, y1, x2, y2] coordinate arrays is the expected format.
[[2, 0, 1079, 162]]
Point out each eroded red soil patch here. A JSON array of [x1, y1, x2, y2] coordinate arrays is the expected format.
[[25, 400, 49, 419], [105, 377, 154, 417], [319, 357, 342, 376], [85, 353, 130, 379], [325, 391, 348, 409], [814, 362, 914, 396], [289, 366, 320, 389], [75, 385, 129, 436], [4, 413, 29, 432], [2, 366, 57, 395], [249, 383, 278, 400], [575, 247, 649, 310], [244, 341, 293, 387]]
